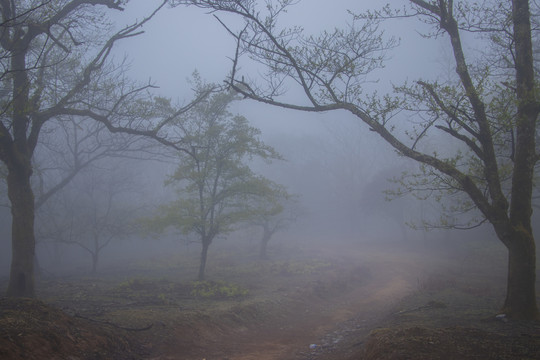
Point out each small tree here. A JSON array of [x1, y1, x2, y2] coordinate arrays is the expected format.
[[249, 183, 301, 259], [37, 165, 140, 274], [150, 85, 281, 280], [179, 0, 540, 319]]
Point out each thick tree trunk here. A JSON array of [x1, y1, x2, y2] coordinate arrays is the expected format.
[[4, 31, 37, 298], [198, 241, 210, 281], [5, 166, 36, 298], [501, 0, 540, 321], [501, 230, 539, 320]]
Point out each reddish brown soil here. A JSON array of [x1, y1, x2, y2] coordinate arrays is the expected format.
[[1, 245, 539, 359], [162, 261, 412, 360], [0, 297, 140, 360]]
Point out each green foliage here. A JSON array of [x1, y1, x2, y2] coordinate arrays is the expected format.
[[184, 1, 540, 234], [147, 79, 283, 246], [190, 280, 249, 299], [248, 182, 302, 227]]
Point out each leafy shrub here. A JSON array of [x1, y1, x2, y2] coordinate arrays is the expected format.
[[190, 280, 249, 299]]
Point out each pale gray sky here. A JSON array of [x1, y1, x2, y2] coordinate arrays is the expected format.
[[109, 0, 452, 145], [113, 1, 445, 100]]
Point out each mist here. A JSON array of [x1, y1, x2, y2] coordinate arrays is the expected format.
[[1, 1, 539, 359], [0, 0, 456, 277]]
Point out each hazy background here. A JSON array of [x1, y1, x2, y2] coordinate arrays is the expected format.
[[0, 0, 525, 277]]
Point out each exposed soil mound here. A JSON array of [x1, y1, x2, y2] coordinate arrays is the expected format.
[[362, 325, 540, 360], [0, 297, 144, 360]]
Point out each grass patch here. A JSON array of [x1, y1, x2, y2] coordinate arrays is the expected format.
[[190, 280, 249, 299]]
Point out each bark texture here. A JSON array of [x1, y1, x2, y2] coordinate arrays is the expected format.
[[502, 230, 538, 319], [5, 165, 36, 298]]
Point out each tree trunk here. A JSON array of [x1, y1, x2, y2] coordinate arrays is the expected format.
[[501, 0, 540, 321], [2, 28, 36, 298], [5, 165, 36, 298], [91, 253, 98, 274], [34, 255, 42, 278], [198, 241, 210, 281], [259, 238, 269, 260], [259, 228, 272, 260], [501, 230, 539, 320]]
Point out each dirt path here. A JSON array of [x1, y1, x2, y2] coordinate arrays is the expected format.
[[160, 249, 422, 360], [2, 243, 538, 360], [3, 245, 537, 360], [0, 246, 438, 360]]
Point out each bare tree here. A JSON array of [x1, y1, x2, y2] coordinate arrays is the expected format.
[[177, 0, 540, 320], [0, 0, 215, 298], [37, 164, 141, 274], [33, 115, 161, 210]]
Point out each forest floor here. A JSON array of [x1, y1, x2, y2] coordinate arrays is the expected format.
[[0, 241, 539, 359]]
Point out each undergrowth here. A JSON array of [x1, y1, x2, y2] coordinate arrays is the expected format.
[[190, 280, 249, 299]]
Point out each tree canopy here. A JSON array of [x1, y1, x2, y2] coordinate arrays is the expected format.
[[179, 0, 540, 320], [148, 83, 282, 279], [247, 182, 301, 259]]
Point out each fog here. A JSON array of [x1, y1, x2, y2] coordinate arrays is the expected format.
[[5, 1, 540, 358], [0, 0, 519, 278], [0, 1, 520, 275]]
